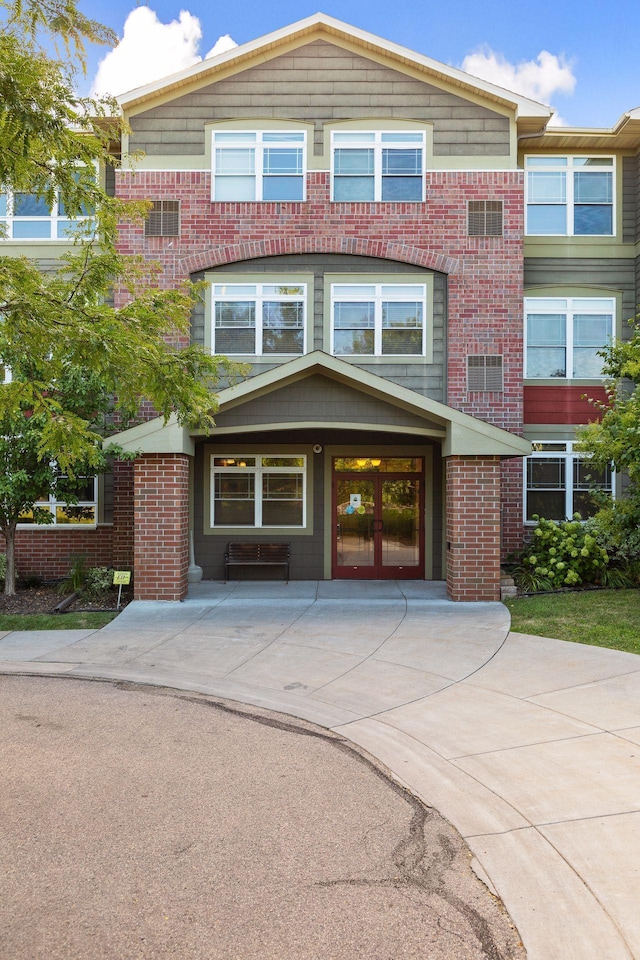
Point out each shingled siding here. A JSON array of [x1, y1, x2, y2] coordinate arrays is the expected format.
[[129, 40, 510, 158], [524, 258, 637, 333], [192, 253, 446, 403]]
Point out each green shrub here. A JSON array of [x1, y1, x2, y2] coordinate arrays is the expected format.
[[513, 515, 609, 590], [0, 553, 6, 585], [85, 567, 114, 597]]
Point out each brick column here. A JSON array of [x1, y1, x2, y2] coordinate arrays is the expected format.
[[112, 460, 135, 568], [446, 456, 501, 602], [133, 454, 190, 601]]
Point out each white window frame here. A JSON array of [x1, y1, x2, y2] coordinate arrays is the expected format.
[[525, 296, 615, 380], [0, 168, 97, 241], [525, 155, 615, 237], [210, 455, 307, 529], [17, 475, 98, 527], [524, 441, 613, 524], [211, 130, 307, 202], [331, 131, 426, 202], [211, 282, 308, 357], [330, 282, 427, 357]]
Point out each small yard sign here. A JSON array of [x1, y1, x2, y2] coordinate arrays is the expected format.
[[113, 570, 132, 609]]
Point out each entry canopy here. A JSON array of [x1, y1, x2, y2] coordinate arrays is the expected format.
[[108, 351, 531, 459]]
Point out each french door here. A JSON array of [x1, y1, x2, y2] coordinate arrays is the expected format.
[[333, 462, 424, 579]]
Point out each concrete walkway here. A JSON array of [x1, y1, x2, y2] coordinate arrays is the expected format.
[[2, 579, 640, 960]]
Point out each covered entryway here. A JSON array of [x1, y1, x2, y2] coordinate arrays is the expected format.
[[333, 457, 424, 578]]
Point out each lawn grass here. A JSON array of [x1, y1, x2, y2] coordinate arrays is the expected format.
[[505, 588, 640, 655], [0, 611, 118, 632]]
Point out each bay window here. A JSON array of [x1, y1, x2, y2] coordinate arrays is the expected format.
[[211, 456, 306, 528], [525, 297, 614, 379], [525, 156, 614, 236], [525, 442, 612, 522], [331, 131, 425, 202], [212, 131, 306, 201]]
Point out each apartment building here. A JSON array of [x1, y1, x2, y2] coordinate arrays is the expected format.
[[4, 14, 639, 601]]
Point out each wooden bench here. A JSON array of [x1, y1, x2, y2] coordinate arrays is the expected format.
[[224, 542, 290, 581]]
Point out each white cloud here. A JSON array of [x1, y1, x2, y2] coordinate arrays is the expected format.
[[205, 34, 238, 59], [460, 47, 576, 124], [92, 6, 238, 98]]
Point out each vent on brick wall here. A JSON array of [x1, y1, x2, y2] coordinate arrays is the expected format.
[[468, 200, 503, 237], [145, 200, 180, 237], [467, 355, 504, 391]]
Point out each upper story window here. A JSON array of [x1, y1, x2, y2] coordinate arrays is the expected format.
[[525, 156, 614, 236], [0, 172, 94, 240], [331, 132, 425, 202], [525, 297, 614, 379], [212, 131, 306, 202], [212, 282, 306, 356], [331, 283, 426, 356], [525, 441, 612, 522]]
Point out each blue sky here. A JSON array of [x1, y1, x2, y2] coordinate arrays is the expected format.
[[80, 0, 639, 127]]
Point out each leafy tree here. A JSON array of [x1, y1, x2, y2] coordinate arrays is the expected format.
[[577, 316, 640, 568], [0, 0, 236, 594]]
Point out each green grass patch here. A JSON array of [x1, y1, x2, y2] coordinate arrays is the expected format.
[[0, 611, 118, 632], [505, 588, 640, 655]]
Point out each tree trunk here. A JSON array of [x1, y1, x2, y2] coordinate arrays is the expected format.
[[2, 522, 17, 596]]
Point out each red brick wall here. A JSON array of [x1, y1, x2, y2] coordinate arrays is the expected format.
[[446, 456, 501, 601], [8, 527, 113, 581], [112, 460, 135, 568], [116, 168, 524, 437], [133, 454, 190, 601]]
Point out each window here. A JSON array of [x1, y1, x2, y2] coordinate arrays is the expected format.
[[0, 173, 94, 240], [212, 283, 306, 356], [525, 156, 614, 236], [525, 297, 614, 379], [467, 355, 503, 391], [468, 200, 503, 237], [145, 200, 180, 237], [331, 283, 426, 357], [331, 132, 425, 202], [212, 131, 306, 201], [17, 475, 98, 526], [211, 456, 306, 528], [525, 442, 612, 522]]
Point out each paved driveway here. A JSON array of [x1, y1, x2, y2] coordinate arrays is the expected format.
[[2, 579, 640, 960]]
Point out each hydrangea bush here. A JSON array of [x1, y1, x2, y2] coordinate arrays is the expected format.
[[514, 515, 609, 591]]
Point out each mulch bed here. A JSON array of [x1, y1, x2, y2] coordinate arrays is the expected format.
[[0, 584, 132, 616]]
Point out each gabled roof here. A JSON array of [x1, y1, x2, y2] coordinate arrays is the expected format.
[[117, 12, 551, 132], [109, 351, 531, 459]]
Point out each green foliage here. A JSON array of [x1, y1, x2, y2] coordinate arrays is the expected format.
[[59, 554, 87, 594], [513, 515, 609, 590], [0, 552, 6, 584], [84, 566, 114, 597], [0, 0, 244, 594]]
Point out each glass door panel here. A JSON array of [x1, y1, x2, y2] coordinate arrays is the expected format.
[[381, 478, 420, 570], [336, 479, 375, 569]]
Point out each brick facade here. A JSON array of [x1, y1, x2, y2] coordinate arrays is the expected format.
[[11, 526, 113, 581], [133, 454, 190, 601], [446, 456, 502, 602]]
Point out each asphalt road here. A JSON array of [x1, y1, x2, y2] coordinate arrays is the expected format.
[[0, 675, 524, 960]]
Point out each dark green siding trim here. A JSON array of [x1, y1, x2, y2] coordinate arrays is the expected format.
[[130, 40, 510, 158]]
